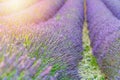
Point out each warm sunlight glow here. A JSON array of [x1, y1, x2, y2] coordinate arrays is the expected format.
[[9, 0, 23, 10], [0, 0, 39, 16], [0, 0, 65, 26], [8, 0, 36, 11]]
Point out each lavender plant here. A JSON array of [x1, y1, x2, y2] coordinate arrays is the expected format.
[[86, 0, 120, 79], [102, 0, 120, 19], [0, 0, 84, 80]]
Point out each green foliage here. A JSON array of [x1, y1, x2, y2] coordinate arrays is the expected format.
[[7, 70, 16, 79], [56, 14, 61, 21], [23, 35, 31, 48], [50, 62, 66, 76], [79, 22, 105, 80]]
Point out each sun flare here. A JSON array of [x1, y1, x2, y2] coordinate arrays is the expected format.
[[0, 0, 65, 26], [0, 0, 38, 15], [9, 0, 23, 10]]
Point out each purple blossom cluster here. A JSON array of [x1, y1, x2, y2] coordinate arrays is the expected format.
[[0, 0, 84, 79], [102, 0, 120, 19], [87, 0, 120, 79]]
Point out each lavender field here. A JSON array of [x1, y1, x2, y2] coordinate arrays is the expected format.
[[0, 0, 120, 80]]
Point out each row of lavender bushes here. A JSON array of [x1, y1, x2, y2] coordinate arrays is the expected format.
[[102, 0, 120, 19], [86, 0, 120, 79], [0, 0, 84, 80]]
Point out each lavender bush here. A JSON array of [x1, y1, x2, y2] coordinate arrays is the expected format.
[[0, 0, 84, 80], [102, 0, 120, 19], [87, 0, 120, 79]]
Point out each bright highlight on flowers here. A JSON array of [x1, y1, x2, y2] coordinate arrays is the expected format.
[[0, 0, 38, 15], [9, 0, 24, 11], [0, 0, 65, 26]]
